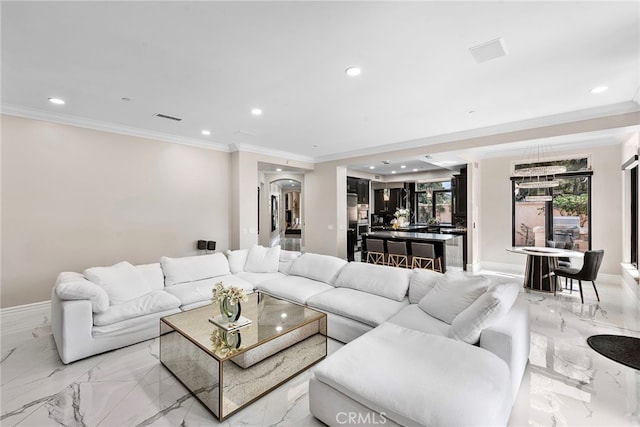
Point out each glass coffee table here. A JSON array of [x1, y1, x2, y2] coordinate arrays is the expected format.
[[159, 292, 327, 420]]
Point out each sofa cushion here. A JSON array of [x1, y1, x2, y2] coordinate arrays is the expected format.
[[279, 250, 302, 274], [92, 307, 181, 337], [225, 249, 248, 274], [418, 274, 491, 324], [385, 304, 450, 337], [135, 263, 165, 291], [164, 275, 254, 307], [84, 261, 151, 304], [333, 263, 411, 302], [289, 253, 347, 284], [244, 245, 280, 273], [234, 271, 286, 286], [449, 282, 521, 344], [161, 253, 230, 287], [408, 269, 443, 303], [93, 290, 181, 326], [312, 322, 510, 427], [54, 272, 110, 313], [306, 288, 408, 327], [257, 276, 333, 305]]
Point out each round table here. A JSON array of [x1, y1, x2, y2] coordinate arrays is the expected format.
[[507, 247, 584, 293]]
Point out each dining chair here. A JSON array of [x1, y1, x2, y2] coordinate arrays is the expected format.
[[553, 249, 604, 304]]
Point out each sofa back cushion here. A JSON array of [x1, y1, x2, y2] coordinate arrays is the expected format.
[[288, 253, 347, 284], [244, 245, 281, 273], [279, 250, 302, 274], [449, 282, 521, 344], [408, 269, 444, 303], [135, 263, 165, 291], [161, 253, 230, 287], [334, 263, 411, 302], [84, 261, 151, 304], [225, 249, 249, 274], [418, 274, 491, 324]]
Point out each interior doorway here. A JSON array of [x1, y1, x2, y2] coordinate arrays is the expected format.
[[265, 178, 302, 251]]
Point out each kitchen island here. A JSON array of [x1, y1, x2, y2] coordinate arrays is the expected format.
[[362, 231, 464, 272]]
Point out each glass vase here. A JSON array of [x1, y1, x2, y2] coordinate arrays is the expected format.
[[219, 297, 242, 323]]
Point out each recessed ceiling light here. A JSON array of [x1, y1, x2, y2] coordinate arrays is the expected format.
[[590, 85, 608, 94], [345, 66, 361, 77], [276, 168, 282, 172], [391, 171, 397, 174], [201, 130, 211, 136], [48, 97, 65, 105], [251, 108, 263, 116], [413, 169, 419, 172], [369, 166, 375, 170], [400, 165, 406, 169]]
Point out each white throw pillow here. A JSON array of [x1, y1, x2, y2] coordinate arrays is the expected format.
[[418, 275, 490, 324], [135, 263, 165, 291], [408, 269, 444, 303], [84, 261, 151, 304], [161, 253, 231, 287], [244, 245, 280, 273], [225, 249, 249, 274], [449, 282, 521, 344], [54, 274, 110, 313]]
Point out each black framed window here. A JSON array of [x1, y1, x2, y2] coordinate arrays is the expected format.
[[632, 165, 638, 267], [415, 181, 452, 224], [511, 171, 592, 252]]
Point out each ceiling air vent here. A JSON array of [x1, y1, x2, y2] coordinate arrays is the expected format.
[[469, 37, 507, 64], [154, 113, 182, 122]]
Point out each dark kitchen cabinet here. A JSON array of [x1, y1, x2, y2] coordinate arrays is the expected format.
[[374, 188, 402, 214], [452, 173, 467, 217], [347, 177, 369, 204]]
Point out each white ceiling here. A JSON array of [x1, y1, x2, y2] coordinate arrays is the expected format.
[[2, 1, 639, 164]]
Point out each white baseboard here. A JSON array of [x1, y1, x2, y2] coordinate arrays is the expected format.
[[1, 300, 51, 336]]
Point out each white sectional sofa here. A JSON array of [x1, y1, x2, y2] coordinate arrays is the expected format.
[[51, 244, 530, 426]]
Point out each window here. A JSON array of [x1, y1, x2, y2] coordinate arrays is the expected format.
[[416, 181, 452, 224], [511, 157, 592, 252]]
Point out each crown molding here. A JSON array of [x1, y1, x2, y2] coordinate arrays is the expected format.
[[230, 142, 315, 164], [1, 104, 232, 152], [315, 101, 640, 163]]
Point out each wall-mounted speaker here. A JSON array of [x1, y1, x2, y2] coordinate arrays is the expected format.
[[197, 240, 206, 250], [207, 241, 216, 251]]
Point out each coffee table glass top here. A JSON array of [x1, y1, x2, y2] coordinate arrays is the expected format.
[[161, 292, 325, 360]]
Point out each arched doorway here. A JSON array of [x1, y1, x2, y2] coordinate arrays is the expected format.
[[263, 177, 303, 251]]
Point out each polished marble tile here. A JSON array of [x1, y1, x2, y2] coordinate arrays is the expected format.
[[1, 273, 638, 426]]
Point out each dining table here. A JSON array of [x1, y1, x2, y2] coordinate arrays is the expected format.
[[506, 246, 584, 293]]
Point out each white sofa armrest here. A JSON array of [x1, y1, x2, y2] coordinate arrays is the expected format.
[[51, 290, 95, 364], [479, 295, 530, 403], [54, 272, 109, 313]]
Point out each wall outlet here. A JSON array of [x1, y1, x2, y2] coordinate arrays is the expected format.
[[327, 225, 334, 230]]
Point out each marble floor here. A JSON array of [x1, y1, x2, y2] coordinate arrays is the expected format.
[[1, 271, 639, 426]]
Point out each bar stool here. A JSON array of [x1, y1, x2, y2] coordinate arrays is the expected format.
[[387, 240, 409, 268], [365, 238, 386, 265], [411, 242, 442, 272]]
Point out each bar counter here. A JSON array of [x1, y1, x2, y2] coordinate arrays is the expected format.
[[362, 231, 464, 272]]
